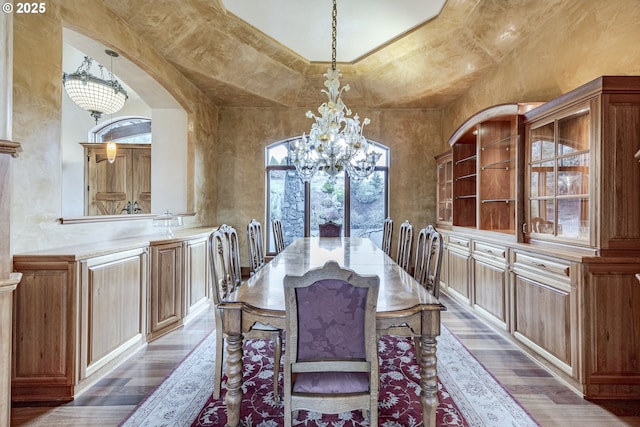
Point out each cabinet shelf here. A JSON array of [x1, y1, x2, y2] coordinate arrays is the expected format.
[[455, 154, 477, 165], [455, 173, 477, 181], [456, 194, 477, 199], [481, 158, 515, 170], [481, 134, 516, 150], [481, 198, 515, 204]]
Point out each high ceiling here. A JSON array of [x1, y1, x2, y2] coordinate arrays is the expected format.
[[102, 0, 563, 109]]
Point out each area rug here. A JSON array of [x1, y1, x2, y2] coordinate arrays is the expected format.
[[121, 326, 539, 427]]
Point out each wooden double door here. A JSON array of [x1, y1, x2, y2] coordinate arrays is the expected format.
[[82, 143, 151, 216]]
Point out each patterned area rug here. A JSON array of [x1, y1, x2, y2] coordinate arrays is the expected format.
[[121, 326, 539, 427]]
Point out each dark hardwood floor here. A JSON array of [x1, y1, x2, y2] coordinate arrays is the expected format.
[[11, 294, 640, 426]]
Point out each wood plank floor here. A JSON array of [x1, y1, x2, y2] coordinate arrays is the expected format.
[[11, 294, 640, 426]]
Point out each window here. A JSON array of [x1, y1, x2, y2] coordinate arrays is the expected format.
[[266, 138, 389, 253], [90, 116, 152, 144]]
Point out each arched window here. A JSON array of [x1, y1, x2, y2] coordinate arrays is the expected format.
[[90, 116, 151, 143], [266, 138, 389, 253]]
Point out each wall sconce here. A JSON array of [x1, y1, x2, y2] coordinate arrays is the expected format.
[[106, 141, 117, 164]]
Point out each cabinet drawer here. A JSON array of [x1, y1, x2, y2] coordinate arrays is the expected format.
[[512, 251, 571, 291], [473, 241, 506, 260], [447, 235, 470, 253]]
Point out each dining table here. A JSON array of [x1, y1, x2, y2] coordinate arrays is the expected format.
[[218, 236, 447, 427]]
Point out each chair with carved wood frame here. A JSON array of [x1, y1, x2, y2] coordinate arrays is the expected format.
[[414, 225, 443, 298], [208, 225, 283, 402], [395, 220, 413, 272], [318, 221, 342, 237], [247, 219, 265, 274], [272, 219, 285, 254], [413, 226, 432, 286], [283, 261, 380, 427], [381, 217, 393, 256], [423, 229, 444, 298]]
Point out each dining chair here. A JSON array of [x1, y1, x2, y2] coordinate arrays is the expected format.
[[283, 260, 380, 427], [381, 217, 393, 256], [395, 220, 413, 273], [413, 226, 431, 286], [272, 219, 285, 254], [318, 221, 341, 237], [208, 225, 283, 402], [424, 229, 444, 298], [413, 225, 443, 298], [246, 219, 265, 274]]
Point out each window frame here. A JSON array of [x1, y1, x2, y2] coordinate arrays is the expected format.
[[265, 138, 389, 254]]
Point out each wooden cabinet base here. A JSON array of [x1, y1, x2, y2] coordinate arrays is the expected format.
[[11, 227, 214, 403], [440, 229, 640, 400], [11, 335, 144, 402]]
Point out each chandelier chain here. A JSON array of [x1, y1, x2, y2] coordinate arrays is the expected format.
[[288, 0, 381, 184], [331, 0, 337, 70]]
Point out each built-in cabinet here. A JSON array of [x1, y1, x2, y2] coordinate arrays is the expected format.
[[11, 227, 213, 402], [436, 77, 640, 399], [445, 103, 541, 233]]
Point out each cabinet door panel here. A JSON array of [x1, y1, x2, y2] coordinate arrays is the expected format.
[[86, 254, 144, 368], [13, 269, 72, 380], [473, 260, 506, 325], [447, 250, 470, 301], [186, 238, 209, 314], [587, 270, 640, 375], [151, 244, 183, 333], [514, 275, 571, 365]]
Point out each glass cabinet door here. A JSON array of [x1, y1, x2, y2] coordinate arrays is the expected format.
[[437, 156, 453, 223], [527, 105, 591, 243]]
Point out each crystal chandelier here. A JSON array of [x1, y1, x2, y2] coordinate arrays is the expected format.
[[62, 50, 128, 124], [289, 0, 381, 184]]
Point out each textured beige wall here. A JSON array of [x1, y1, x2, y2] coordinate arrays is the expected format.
[[217, 106, 444, 262], [442, 0, 640, 141], [11, 0, 218, 253], [11, 0, 640, 263]]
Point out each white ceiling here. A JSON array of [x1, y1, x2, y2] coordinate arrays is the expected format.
[[221, 0, 447, 62]]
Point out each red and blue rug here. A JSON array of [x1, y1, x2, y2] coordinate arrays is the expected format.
[[122, 326, 538, 427]]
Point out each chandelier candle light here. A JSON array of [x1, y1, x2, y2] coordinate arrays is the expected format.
[[289, 0, 381, 183]]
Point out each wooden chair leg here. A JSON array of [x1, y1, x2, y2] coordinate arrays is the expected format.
[[273, 332, 282, 403], [213, 333, 224, 399]]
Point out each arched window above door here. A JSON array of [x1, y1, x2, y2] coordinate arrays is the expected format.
[[90, 116, 151, 144]]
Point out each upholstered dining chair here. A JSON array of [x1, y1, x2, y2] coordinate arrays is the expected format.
[[381, 217, 393, 256], [208, 225, 283, 402], [246, 219, 265, 274], [395, 220, 413, 273], [272, 219, 285, 254], [282, 261, 380, 427], [318, 221, 341, 237]]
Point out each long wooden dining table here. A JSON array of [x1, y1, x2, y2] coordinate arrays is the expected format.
[[218, 236, 446, 427]]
